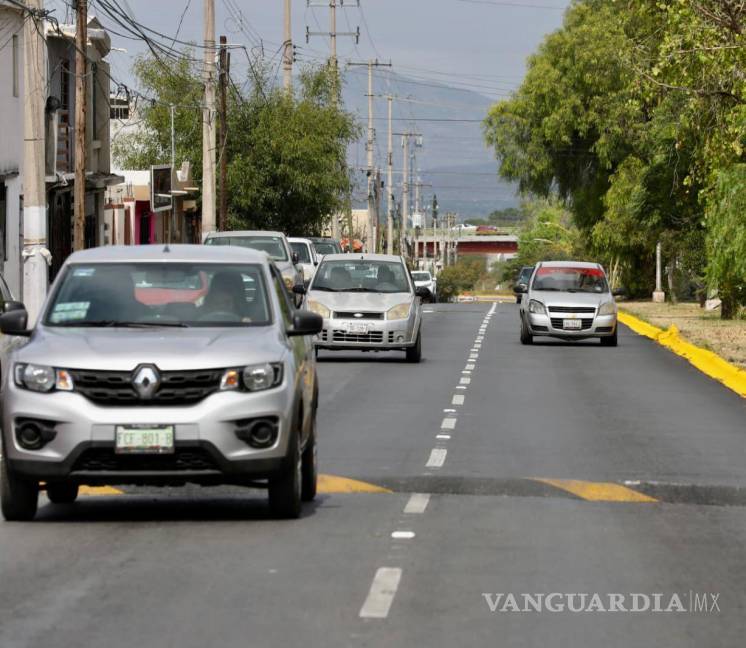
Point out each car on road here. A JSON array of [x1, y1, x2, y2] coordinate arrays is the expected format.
[[288, 237, 320, 288], [306, 254, 427, 362], [411, 270, 437, 303], [0, 245, 323, 521], [516, 260, 621, 346], [513, 265, 534, 303], [308, 237, 343, 259], [205, 230, 305, 305]]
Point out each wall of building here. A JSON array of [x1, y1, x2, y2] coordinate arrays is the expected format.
[[0, 8, 24, 179]]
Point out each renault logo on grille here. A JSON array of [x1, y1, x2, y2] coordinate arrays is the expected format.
[[132, 365, 160, 400]]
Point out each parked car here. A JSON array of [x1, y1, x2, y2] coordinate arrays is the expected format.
[[411, 270, 436, 303], [516, 260, 622, 346], [0, 245, 323, 521], [308, 237, 343, 258], [306, 254, 426, 362], [513, 265, 534, 303], [288, 237, 320, 288], [205, 231, 304, 305]]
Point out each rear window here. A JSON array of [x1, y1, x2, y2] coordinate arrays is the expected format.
[[532, 266, 608, 294], [206, 235, 288, 262]]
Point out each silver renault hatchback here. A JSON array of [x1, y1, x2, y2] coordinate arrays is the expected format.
[[516, 261, 621, 346], [0, 245, 323, 520]]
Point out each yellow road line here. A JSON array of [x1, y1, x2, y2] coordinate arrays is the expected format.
[[318, 474, 392, 494], [536, 478, 657, 503]]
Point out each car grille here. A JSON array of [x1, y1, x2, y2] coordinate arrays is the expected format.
[[71, 448, 219, 472], [333, 311, 384, 320], [68, 368, 224, 406], [547, 306, 596, 314], [332, 330, 384, 344], [550, 318, 594, 331]]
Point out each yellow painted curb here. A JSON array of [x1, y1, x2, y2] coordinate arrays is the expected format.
[[618, 310, 746, 398], [78, 486, 124, 496], [536, 478, 657, 503], [317, 474, 392, 494]]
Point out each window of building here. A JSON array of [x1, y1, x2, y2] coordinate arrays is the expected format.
[[12, 35, 19, 97], [110, 97, 130, 120], [91, 62, 98, 136], [60, 60, 70, 110]]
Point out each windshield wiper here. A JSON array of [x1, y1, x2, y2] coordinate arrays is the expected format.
[[311, 286, 339, 292], [56, 320, 189, 328]]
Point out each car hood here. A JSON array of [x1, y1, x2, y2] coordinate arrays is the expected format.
[[307, 290, 413, 313], [530, 290, 610, 308], [16, 326, 288, 371]]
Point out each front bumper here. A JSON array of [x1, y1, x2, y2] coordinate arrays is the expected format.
[[315, 316, 418, 350], [527, 312, 617, 338], [2, 382, 295, 485]]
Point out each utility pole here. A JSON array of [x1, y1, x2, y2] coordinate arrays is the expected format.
[[170, 105, 175, 171], [432, 194, 439, 268], [386, 95, 393, 255], [73, 0, 87, 251], [307, 1, 359, 242], [283, 0, 293, 91], [401, 133, 410, 258], [217, 35, 229, 231], [22, 0, 48, 321], [201, 0, 217, 237]]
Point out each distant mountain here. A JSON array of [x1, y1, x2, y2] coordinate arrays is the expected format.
[[340, 70, 519, 219]]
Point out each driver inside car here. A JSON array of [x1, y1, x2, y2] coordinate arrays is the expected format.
[[202, 271, 251, 321]]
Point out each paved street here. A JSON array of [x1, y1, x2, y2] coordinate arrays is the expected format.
[[2, 302, 745, 647]]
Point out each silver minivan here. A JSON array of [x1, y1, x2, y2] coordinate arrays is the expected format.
[[0, 245, 323, 520]]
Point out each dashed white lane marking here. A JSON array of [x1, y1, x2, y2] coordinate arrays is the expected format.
[[456, 385, 467, 390], [423, 309, 434, 313], [489, 303, 497, 315], [462, 370, 472, 375], [441, 417, 457, 430], [465, 364, 475, 370], [459, 377, 471, 385], [469, 354, 479, 359], [403, 493, 430, 514], [443, 408, 456, 413], [452, 394, 465, 405], [426, 448, 447, 468], [436, 434, 451, 440], [476, 336, 484, 342], [359, 568, 403, 619], [391, 531, 415, 540]]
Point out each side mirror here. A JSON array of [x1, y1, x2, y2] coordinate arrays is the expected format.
[[292, 252, 300, 265], [513, 283, 528, 294], [0, 307, 30, 336], [292, 284, 306, 296], [415, 286, 430, 298], [612, 287, 626, 297], [288, 310, 323, 337], [3, 301, 26, 314]]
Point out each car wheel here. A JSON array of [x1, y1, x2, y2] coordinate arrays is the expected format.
[[46, 482, 79, 504], [301, 416, 318, 502], [406, 331, 422, 363], [600, 329, 618, 347], [520, 317, 533, 345], [268, 430, 302, 519], [1, 456, 39, 521]]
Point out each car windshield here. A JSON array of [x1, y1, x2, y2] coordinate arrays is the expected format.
[[412, 272, 431, 282], [313, 241, 341, 255], [44, 262, 272, 327], [311, 260, 411, 293], [290, 242, 312, 264], [205, 235, 288, 261], [531, 266, 608, 293]]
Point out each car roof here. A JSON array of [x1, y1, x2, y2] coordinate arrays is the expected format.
[[319, 253, 405, 263], [64, 244, 268, 265], [288, 237, 313, 245], [205, 230, 287, 239], [537, 260, 602, 270]]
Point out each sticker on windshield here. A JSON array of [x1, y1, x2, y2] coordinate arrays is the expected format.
[[72, 268, 96, 277], [49, 302, 89, 322]]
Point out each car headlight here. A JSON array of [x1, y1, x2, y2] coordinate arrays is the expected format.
[[14, 363, 74, 393], [387, 302, 412, 320], [528, 299, 546, 315], [220, 363, 283, 392], [307, 300, 331, 319], [598, 301, 617, 316]]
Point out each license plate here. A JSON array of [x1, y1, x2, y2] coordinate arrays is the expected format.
[[347, 322, 369, 334], [563, 318, 582, 330], [115, 425, 174, 454]]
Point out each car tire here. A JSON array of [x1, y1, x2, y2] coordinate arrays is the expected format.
[[520, 317, 533, 345], [301, 417, 318, 502], [600, 329, 618, 347], [1, 456, 39, 521], [406, 331, 422, 363], [268, 430, 302, 519], [46, 482, 79, 504]]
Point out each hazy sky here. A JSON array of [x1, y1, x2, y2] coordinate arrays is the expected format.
[[48, 0, 570, 100]]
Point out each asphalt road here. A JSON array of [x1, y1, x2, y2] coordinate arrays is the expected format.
[[1, 301, 745, 647]]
